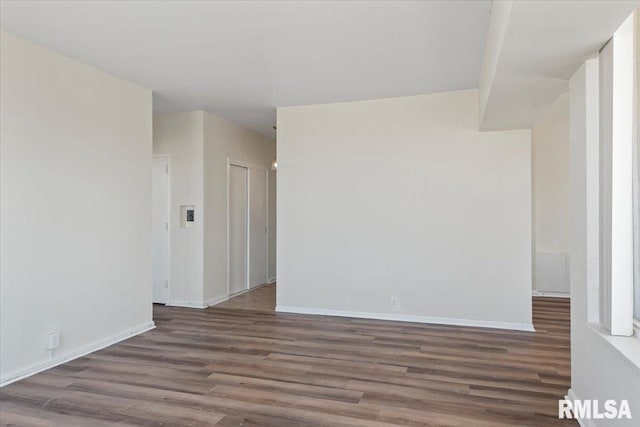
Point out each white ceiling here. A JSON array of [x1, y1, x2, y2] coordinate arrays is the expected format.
[[0, 0, 492, 137], [479, 0, 639, 131]]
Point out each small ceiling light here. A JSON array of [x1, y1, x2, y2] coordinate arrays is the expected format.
[[271, 126, 277, 170]]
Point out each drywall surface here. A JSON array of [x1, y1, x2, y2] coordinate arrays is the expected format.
[[569, 60, 640, 426], [533, 108, 570, 254], [153, 112, 205, 307], [203, 112, 276, 303], [0, 32, 153, 383], [277, 89, 533, 329], [532, 94, 570, 294]]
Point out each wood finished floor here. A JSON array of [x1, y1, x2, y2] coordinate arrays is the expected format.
[[0, 296, 575, 426], [214, 283, 276, 312]]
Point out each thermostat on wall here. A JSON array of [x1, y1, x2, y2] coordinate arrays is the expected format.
[[181, 205, 195, 228]]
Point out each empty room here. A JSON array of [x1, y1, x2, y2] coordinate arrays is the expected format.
[[1, 1, 639, 426]]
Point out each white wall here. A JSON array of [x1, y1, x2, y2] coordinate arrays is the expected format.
[[153, 112, 205, 307], [0, 32, 153, 385], [569, 59, 640, 427], [203, 112, 276, 304], [532, 94, 570, 294], [533, 95, 570, 254], [277, 89, 533, 330]]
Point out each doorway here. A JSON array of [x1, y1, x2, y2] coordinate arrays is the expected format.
[[228, 162, 269, 296], [152, 155, 170, 304]]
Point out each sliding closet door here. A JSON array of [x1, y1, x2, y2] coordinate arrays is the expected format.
[[229, 165, 248, 295], [249, 169, 268, 288]]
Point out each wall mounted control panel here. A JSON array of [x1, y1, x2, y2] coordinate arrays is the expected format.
[[181, 205, 195, 228]]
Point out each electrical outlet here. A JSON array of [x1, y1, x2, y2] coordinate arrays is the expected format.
[[47, 332, 59, 350], [390, 297, 400, 311]]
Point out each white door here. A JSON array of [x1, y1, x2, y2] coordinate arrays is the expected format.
[[249, 169, 268, 288], [152, 156, 170, 304], [229, 165, 248, 295]]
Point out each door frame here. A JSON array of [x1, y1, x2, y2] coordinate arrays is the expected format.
[[152, 154, 171, 305], [226, 158, 269, 297]]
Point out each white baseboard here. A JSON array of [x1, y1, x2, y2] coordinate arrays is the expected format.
[[267, 276, 276, 284], [166, 300, 207, 309], [533, 290, 570, 298], [566, 389, 596, 427], [275, 306, 535, 332], [205, 294, 229, 307], [0, 321, 155, 388]]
